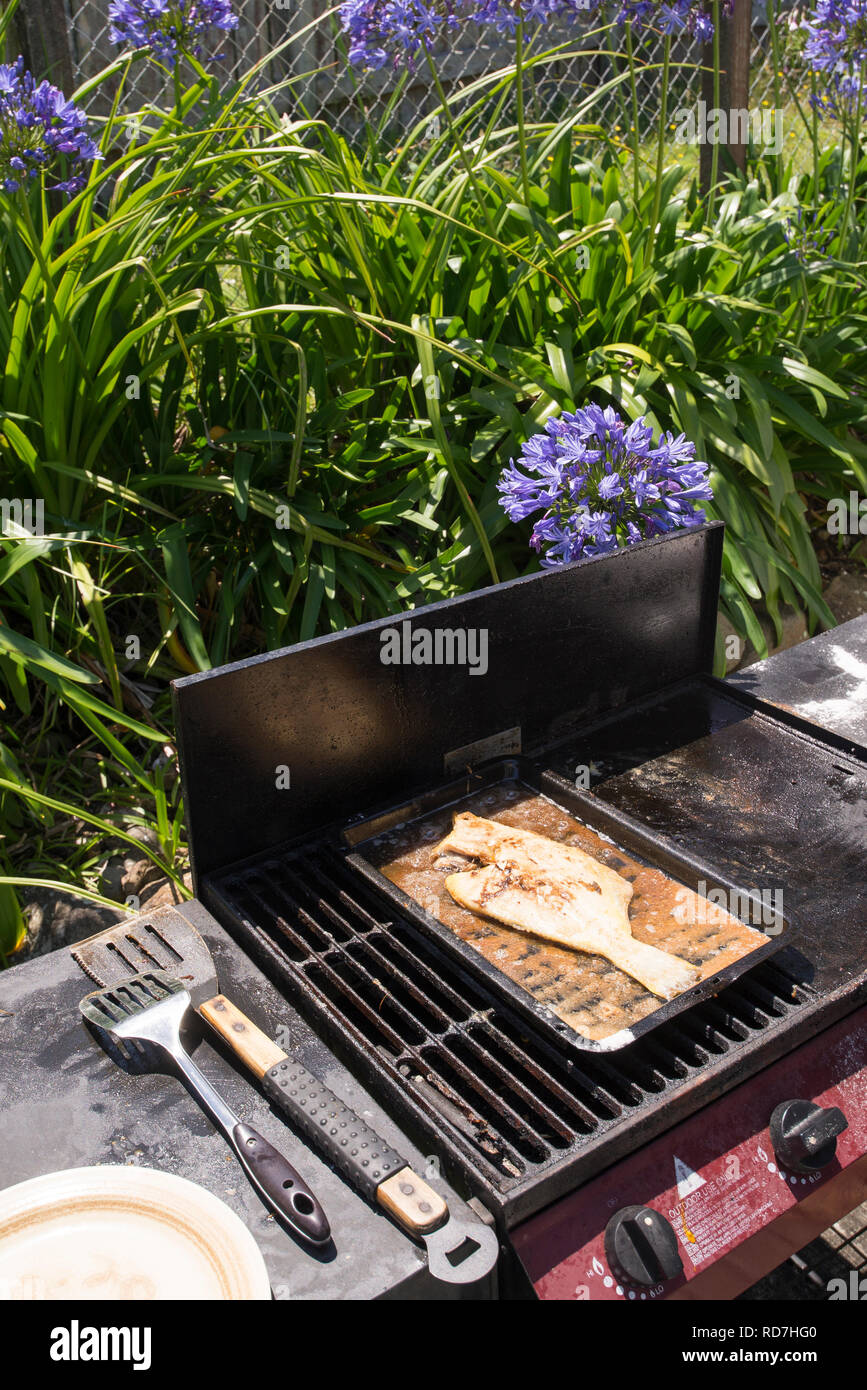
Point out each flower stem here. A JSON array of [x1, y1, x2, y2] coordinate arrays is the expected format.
[[422, 43, 498, 242], [624, 22, 641, 208], [515, 17, 533, 209], [833, 63, 864, 314], [16, 187, 91, 386], [646, 33, 671, 269], [604, 24, 632, 174], [810, 74, 820, 206], [766, 0, 783, 193], [842, 68, 864, 253], [708, 0, 720, 219]]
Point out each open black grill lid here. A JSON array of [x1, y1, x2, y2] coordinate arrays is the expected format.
[[173, 523, 724, 885]]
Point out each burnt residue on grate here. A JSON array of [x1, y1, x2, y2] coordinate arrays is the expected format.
[[206, 839, 814, 1222]]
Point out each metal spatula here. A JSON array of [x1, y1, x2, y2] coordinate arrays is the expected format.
[[72, 909, 500, 1286], [79, 969, 331, 1248]]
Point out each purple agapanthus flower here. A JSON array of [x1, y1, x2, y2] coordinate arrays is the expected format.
[[109, 0, 239, 69], [0, 57, 101, 196], [497, 403, 713, 565], [340, 0, 716, 69], [615, 0, 714, 38], [340, 0, 595, 70], [783, 203, 835, 265], [803, 0, 867, 114]]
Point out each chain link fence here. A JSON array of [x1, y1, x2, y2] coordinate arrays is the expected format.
[[59, 0, 807, 160]]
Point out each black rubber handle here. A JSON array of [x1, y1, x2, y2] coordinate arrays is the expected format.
[[263, 1060, 406, 1200], [232, 1121, 331, 1246]]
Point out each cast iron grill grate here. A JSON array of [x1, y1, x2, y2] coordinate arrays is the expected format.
[[209, 840, 812, 1206]]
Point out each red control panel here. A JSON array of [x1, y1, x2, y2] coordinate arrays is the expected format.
[[512, 1009, 867, 1300]]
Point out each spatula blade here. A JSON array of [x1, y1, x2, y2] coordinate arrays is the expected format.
[[71, 909, 217, 1006], [79, 970, 178, 1024]]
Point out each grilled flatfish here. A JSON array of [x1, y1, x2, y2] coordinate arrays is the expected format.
[[436, 812, 699, 1001], [436, 812, 634, 907]]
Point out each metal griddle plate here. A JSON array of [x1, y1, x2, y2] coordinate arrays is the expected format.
[[343, 759, 791, 1055]]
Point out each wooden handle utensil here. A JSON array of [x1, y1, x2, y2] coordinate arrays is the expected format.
[[202, 993, 447, 1236]]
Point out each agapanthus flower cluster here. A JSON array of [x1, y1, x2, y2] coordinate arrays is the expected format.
[[497, 403, 713, 565], [803, 0, 867, 115], [0, 57, 101, 196], [340, 0, 594, 71], [341, 0, 716, 71], [614, 0, 714, 41], [109, 0, 239, 69], [783, 204, 835, 265]]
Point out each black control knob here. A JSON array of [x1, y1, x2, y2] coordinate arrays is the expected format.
[[604, 1205, 683, 1287], [769, 1100, 847, 1174]]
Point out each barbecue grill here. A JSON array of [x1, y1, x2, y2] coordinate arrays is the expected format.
[[173, 522, 867, 1299]]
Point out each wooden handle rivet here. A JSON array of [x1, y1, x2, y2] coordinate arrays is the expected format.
[[200, 995, 289, 1079], [377, 1170, 449, 1236]]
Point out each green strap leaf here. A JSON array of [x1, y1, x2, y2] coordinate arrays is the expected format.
[[0, 626, 101, 683]]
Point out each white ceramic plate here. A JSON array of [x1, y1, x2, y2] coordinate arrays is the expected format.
[[0, 1165, 272, 1300]]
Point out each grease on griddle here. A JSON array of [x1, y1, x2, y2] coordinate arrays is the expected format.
[[368, 785, 766, 1043]]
